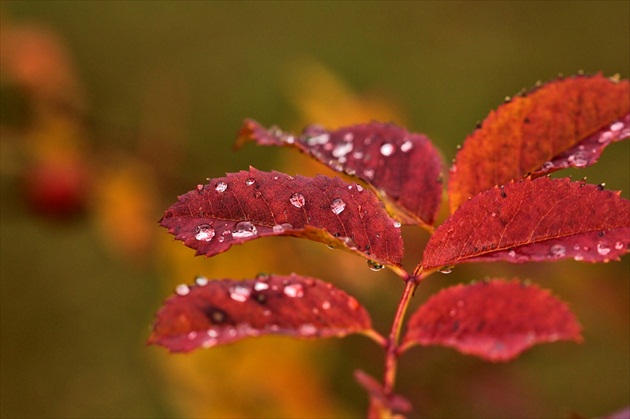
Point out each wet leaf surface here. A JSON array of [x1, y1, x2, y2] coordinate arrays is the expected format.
[[449, 74, 630, 212], [160, 167, 403, 267], [422, 177, 630, 271], [237, 119, 444, 226], [402, 279, 583, 362], [149, 274, 373, 353]]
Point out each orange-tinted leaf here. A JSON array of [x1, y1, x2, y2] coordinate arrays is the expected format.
[[160, 167, 403, 267], [449, 74, 630, 212], [237, 120, 444, 226], [422, 177, 630, 271], [402, 279, 583, 362], [149, 274, 372, 353]]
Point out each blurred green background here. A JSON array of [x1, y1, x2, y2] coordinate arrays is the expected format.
[[1, 1, 628, 418]]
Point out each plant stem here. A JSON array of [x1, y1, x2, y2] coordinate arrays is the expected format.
[[382, 276, 418, 395]]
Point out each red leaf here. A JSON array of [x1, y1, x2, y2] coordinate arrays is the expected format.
[[449, 74, 630, 212], [422, 177, 630, 271], [149, 274, 372, 353], [160, 167, 403, 267], [237, 120, 444, 226], [402, 279, 583, 362], [354, 370, 412, 418]]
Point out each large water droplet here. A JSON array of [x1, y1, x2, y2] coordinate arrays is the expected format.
[[332, 142, 353, 158], [367, 260, 384, 271], [175, 284, 190, 296], [597, 242, 611, 256], [549, 244, 566, 258], [438, 265, 455, 274], [283, 283, 304, 298], [232, 221, 258, 238], [215, 181, 228, 193], [195, 224, 215, 242], [400, 140, 413, 153], [290, 193, 306, 208], [380, 143, 395, 156], [229, 284, 251, 302], [330, 198, 346, 215]]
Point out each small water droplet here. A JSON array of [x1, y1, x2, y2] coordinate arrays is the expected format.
[[540, 161, 554, 171], [215, 181, 228, 193], [195, 276, 209, 286], [549, 244, 566, 258], [363, 169, 375, 180], [299, 323, 317, 336], [356, 184, 364, 192], [187, 331, 198, 340], [380, 143, 395, 156], [254, 191, 262, 198], [229, 284, 251, 302], [438, 265, 455, 274], [597, 243, 611, 256], [245, 178, 255, 186], [254, 281, 269, 291], [352, 151, 364, 159], [400, 140, 413, 153], [306, 133, 330, 146], [615, 241, 624, 250], [610, 121, 624, 131], [330, 198, 346, 215], [196, 184, 204, 193], [598, 131, 614, 144], [367, 260, 384, 271], [207, 329, 218, 338], [332, 142, 353, 158], [508, 250, 516, 258], [574, 254, 584, 261], [283, 283, 304, 298], [321, 301, 331, 310], [175, 284, 190, 296], [290, 193, 306, 208], [195, 224, 215, 242], [393, 221, 401, 228], [568, 151, 588, 168], [272, 224, 285, 233], [232, 221, 258, 238]]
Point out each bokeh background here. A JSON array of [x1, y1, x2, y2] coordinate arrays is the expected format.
[[1, 1, 628, 418]]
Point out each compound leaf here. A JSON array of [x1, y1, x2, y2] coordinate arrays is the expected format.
[[149, 274, 373, 353], [402, 279, 583, 362], [449, 74, 629, 212], [160, 167, 403, 268], [237, 120, 444, 227], [422, 177, 630, 271]]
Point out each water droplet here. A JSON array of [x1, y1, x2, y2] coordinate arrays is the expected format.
[[380, 143, 395, 156], [207, 329, 219, 338], [598, 131, 614, 144], [567, 151, 588, 168], [400, 140, 413, 153], [254, 281, 269, 291], [283, 283, 304, 298], [195, 276, 209, 286], [549, 244, 566, 258], [610, 121, 624, 131], [352, 151, 364, 159], [340, 236, 357, 249], [299, 323, 317, 336], [363, 169, 375, 180], [332, 142, 353, 158], [254, 191, 262, 198], [321, 301, 331, 310], [215, 181, 228, 193], [232, 221, 258, 238], [195, 224, 215, 242], [187, 331, 198, 340], [393, 221, 401, 228], [290, 193, 306, 208], [574, 254, 584, 261], [229, 284, 251, 302], [597, 243, 611, 256], [438, 266, 454, 274], [540, 161, 554, 171], [615, 241, 624, 250], [196, 184, 204, 193], [272, 224, 285, 233], [367, 260, 384, 271], [508, 250, 516, 258], [175, 284, 190, 296], [245, 178, 255, 186], [306, 133, 330, 146], [330, 198, 346, 215]]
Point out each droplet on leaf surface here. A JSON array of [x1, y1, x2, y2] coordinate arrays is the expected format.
[[232, 221, 258, 238], [194, 224, 215, 242], [215, 181, 228, 193], [367, 260, 384, 271], [380, 143, 395, 156], [175, 284, 190, 296], [330, 198, 346, 215], [290, 193, 306, 208]]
